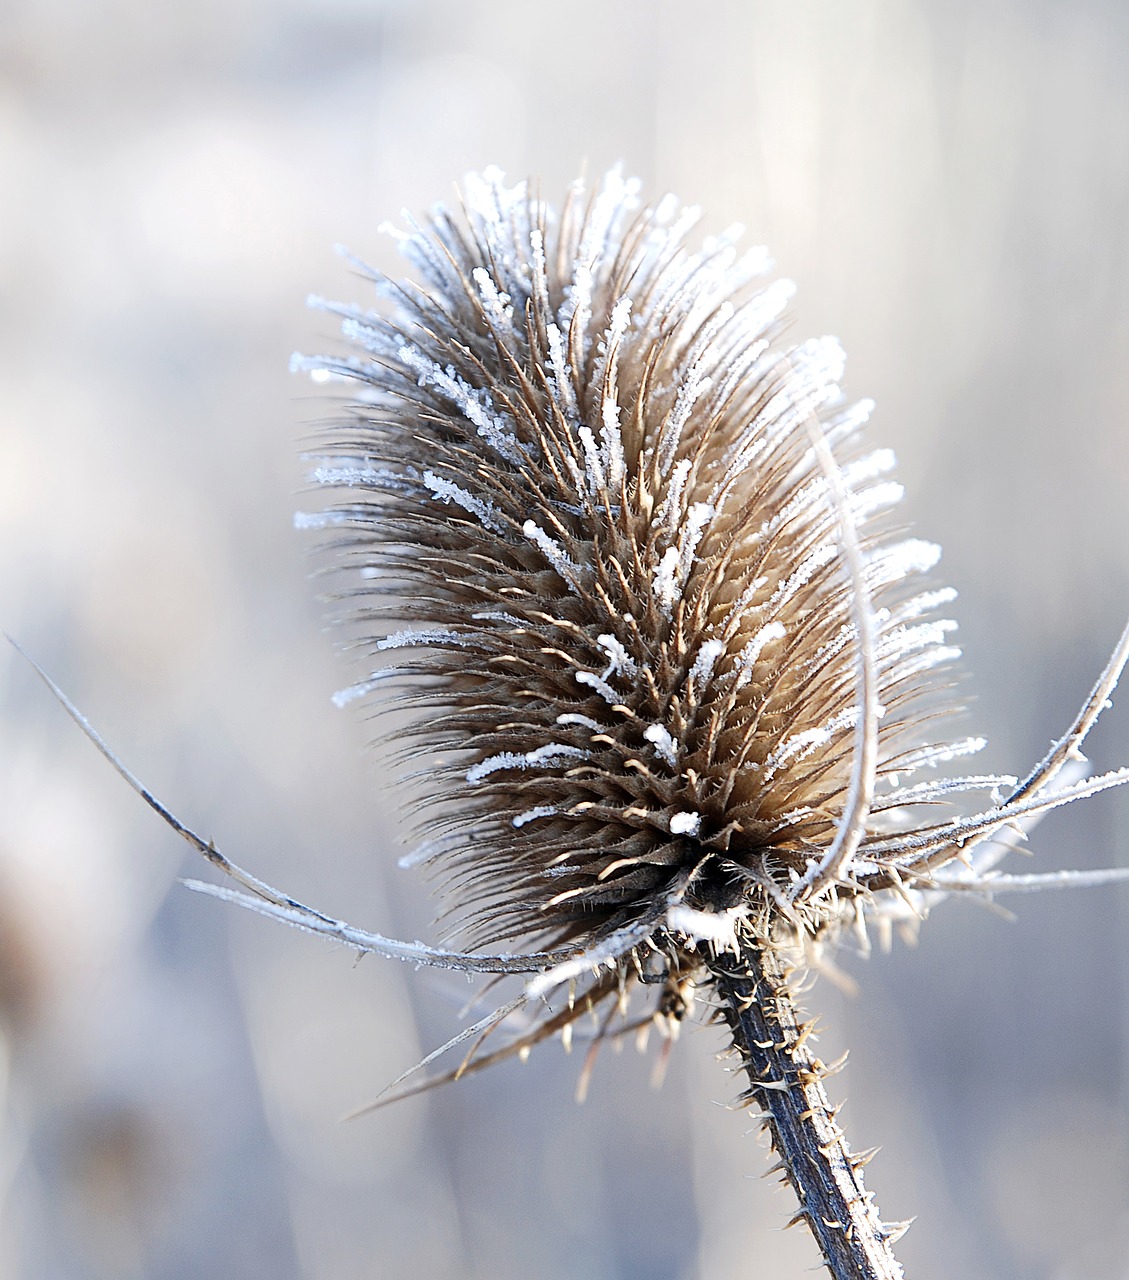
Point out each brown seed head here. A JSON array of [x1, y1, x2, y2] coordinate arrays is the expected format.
[[293, 169, 1129, 998]]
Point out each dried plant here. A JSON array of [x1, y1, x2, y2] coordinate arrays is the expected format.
[[24, 168, 1129, 1279]]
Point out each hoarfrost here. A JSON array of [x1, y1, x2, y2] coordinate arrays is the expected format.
[[690, 639, 726, 688], [513, 806, 559, 829], [424, 470, 508, 534], [644, 723, 679, 768], [669, 811, 702, 837], [466, 744, 590, 785]]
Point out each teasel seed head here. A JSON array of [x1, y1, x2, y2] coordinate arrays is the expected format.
[[293, 165, 1025, 973], [286, 168, 1129, 1091]]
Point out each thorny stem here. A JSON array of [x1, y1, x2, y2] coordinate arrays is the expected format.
[[708, 939, 907, 1280]]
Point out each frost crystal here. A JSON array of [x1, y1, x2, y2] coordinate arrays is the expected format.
[[670, 811, 702, 837]]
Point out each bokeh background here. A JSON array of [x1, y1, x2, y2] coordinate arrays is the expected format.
[[3, 2, 1129, 1277]]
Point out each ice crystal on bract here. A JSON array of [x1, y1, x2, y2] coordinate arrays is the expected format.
[[293, 168, 1129, 989]]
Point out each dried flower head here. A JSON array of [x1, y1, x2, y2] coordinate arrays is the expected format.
[[301, 169, 953, 942], [27, 167, 1129, 1280], [293, 167, 1129, 966]]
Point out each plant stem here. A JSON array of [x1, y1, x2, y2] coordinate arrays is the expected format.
[[707, 940, 907, 1280]]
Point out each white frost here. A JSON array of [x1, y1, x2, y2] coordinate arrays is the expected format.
[[400, 345, 524, 465], [866, 539, 943, 590], [467, 744, 590, 785], [666, 903, 745, 951], [523, 519, 582, 590], [892, 737, 988, 778], [734, 621, 786, 689], [513, 806, 558, 829], [652, 547, 682, 615], [294, 510, 352, 530], [690, 639, 726, 687], [597, 633, 636, 678], [575, 670, 620, 705], [644, 723, 679, 768], [376, 628, 470, 651], [669, 811, 702, 837], [556, 712, 604, 731], [424, 470, 508, 534]]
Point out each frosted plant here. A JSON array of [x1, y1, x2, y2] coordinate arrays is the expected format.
[[25, 168, 1129, 1280]]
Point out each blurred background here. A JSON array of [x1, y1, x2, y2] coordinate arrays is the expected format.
[[3, 1, 1129, 1277]]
